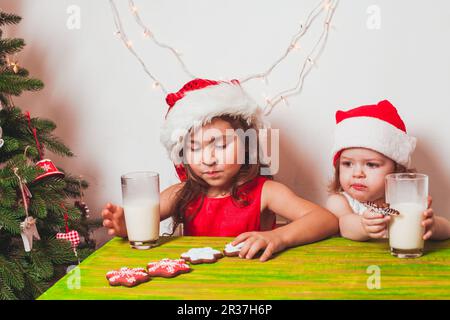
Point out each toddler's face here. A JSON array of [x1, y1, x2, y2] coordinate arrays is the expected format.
[[339, 148, 396, 202], [184, 118, 243, 188]]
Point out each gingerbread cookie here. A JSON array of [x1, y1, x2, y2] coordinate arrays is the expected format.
[[106, 267, 150, 287], [364, 201, 400, 216], [147, 258, 191, 278], [223, 241, 245, 257], [180, 247, 224, 264]]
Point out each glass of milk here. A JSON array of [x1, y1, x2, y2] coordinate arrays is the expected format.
[[121, 171, 160, 249], [386, 173, 428, 258]]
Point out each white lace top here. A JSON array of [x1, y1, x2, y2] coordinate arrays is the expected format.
[[341, 192, 367, 216]]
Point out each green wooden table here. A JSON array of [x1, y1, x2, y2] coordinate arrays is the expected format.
[[38, 236, 450, 300]]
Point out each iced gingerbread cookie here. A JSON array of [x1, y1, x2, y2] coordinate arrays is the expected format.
[[223, 241, 245, 257], [147, 258, 191, 278], [180, 247, 224, 264], [106, 267, 150, 287]]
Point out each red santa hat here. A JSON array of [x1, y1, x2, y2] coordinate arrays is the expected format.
[[332, 100, 417, 167], [160, 78, 267, 181]]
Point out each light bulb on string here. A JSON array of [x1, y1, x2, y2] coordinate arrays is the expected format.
[[263, 93, 272, 106], [289, 42, 301, 51], [280, 96, 289, 107], [325, 20, 336, 31], [143, 29, 152, 38], [323, 0, 332, 11]]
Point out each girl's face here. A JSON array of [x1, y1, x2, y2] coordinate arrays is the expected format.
[[339, 148, 396, 202], [185, 118, 243, 190]]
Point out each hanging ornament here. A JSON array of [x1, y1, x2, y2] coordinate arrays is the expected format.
[[25, 111, 44, 159], [13, 167, 41, 252], [0, 126, 4, 149], [56, 229, 80, 249], [24, 111, 65, 182], [34, 159, 65, 181], [20, 217, 41, 252], [74, 200, 90, 218], [74, 176, 90, 219], [56, 203, 80, 263]]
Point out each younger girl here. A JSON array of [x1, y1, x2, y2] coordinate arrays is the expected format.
[[326, 100, 450, 241], [102, 79, 338, 261]]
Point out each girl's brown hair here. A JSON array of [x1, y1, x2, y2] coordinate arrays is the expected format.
[[168, 115, 270, 235], [327, 156, 415, 194]]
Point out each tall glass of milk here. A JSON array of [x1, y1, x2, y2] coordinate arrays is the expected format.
[[121, 171, 160, 249], [386, 173, 428, 258]]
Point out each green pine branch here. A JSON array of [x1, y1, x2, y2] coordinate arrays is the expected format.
[[0, 255, 25, 291], [44, 238, 78, 264], [0, 38, 25, 56], [38, 134, 74, 157], [0, 281, 17, 300], [0, 207, 21, 234], [29, 250, 55, 281], [0, 93, 9, 107], [0, 74, 44, 95], [0, 12, 21, 27]]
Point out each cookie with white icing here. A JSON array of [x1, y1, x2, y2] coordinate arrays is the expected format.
[[106, 267, 150, 287], [180, 247, 223, 264], [147, 258, 191, 278], [223, 241, 245, 257]]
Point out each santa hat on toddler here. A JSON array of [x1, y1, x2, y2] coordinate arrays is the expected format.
[[160, 78, 267, 181], [331, 100, 417, 168]]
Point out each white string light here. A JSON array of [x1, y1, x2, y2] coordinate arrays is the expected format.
[[264, 0, 338, 115], [239, 0, 328, 84], [109, 0, 338, 114], [127, 0, 196, 79], [109, 0, 168, 94]]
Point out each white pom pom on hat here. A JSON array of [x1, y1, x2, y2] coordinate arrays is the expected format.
[[331, 100, 417, 168]]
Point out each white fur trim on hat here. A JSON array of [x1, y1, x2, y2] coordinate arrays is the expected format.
[[332, 116, 417, 167], [160, 82, 267, 163]]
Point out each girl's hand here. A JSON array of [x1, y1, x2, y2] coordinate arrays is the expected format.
[[101, 203, 128, 238], [361, 209, 391, 239], [423, 196, 435, 240], [232, 231, 285, 262]]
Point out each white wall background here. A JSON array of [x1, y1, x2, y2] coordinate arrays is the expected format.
[[3, 0, 450, 247]]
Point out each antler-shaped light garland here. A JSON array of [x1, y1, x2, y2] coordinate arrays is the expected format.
[[109, 0, 338, 114]]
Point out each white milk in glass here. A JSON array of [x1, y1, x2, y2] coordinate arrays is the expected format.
[[386, 173, 428, 258], [121, 171, 160, 249], [389, 202, 425, 250], [123, 201, 160, 242]]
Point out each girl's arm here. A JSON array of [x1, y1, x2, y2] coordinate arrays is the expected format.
[[234, 180, 339, 261], [326, 194, 370, 241], [326, 194, 391, 241], [159, 182, 184, 221]]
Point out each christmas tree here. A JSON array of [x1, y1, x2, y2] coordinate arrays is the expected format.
[[0, 11, 99, 299]]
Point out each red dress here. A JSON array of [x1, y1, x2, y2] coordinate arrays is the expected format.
[[183, 176, 273, 237]]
